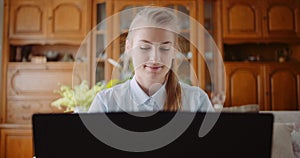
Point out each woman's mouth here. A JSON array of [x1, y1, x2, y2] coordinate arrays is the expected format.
[[144, 65, 164, 71]]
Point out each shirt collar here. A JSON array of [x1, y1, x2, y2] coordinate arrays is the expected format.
[[130, 76, 166, 108]]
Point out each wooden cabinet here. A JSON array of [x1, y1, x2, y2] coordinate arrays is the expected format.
[[225, 63, 264, 108], [225, 62, 300, 110], [263, 0, 299, 39], [9, 0, 91, 45], [2, 0, 90, 156], [222, 0, 262, 40], [48, 0, 90, 41], [0, 128, 33, 158], [9, 0, 47, 40], [221, 0, 300, 43], [264, 63, 300, 110], [5, 62, 84, 123]]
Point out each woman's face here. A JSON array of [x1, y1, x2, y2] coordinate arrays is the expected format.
[[126, 28, 176, 83]]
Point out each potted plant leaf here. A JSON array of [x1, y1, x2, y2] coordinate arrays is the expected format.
[[51, 79, 126, 113]]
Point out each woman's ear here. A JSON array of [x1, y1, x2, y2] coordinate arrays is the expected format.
[[125, 39, 132, 55]]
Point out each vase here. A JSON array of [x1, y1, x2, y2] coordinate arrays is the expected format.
[[73, 106, 86, 113]]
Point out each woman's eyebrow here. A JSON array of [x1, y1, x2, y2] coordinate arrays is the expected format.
[[138, 40, 172, 45], [161, 41, 172, 45]]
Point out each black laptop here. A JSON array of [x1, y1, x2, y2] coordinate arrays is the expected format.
[[32, 112, 273, 158]]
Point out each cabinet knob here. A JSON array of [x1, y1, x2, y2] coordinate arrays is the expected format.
[[48, 16, 53, 20]]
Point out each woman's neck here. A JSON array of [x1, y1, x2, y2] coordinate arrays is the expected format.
[[135, 76, 165, 96]]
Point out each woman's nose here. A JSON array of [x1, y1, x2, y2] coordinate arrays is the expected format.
[[149, 48, 160, 62]]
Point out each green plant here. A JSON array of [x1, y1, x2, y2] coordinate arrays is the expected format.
[[51, 79, 127, 112], [51, 80, 105, 112]]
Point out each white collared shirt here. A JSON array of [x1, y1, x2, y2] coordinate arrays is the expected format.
[[88, 76, 214, 113]]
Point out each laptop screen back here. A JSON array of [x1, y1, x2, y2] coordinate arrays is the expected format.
[[32, 112, 273, 158]]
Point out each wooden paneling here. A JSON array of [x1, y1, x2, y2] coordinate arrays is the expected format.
[[9, 0, 47, 39], [2, 0, 91, 157], [7, 62, 82, 98], [9, 0, 91, 45], [264, 0, 299, 39], [222, 0, 300, 43], [49, 0, 89, 40], [0, 129, 33, 158], [229, 4, 255, 31], [5, 62, 84, 123], [268, 6, 293, 31], [7, 100, 61, 123], [225, 63, 264, 108], [222, 0, 262, 39], [264, 64, 299, 110], [230, 70, 258, 105], [225, 62, 300, 110]]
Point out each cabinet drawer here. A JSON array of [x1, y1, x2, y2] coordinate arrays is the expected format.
[[7, 100, 63, 124], [7, 65, 75, 97], [5, 63, 83, 124], [7, 62, 83, 98]]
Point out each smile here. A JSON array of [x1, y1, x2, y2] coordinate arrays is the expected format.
[[144, 65, 164, 71]]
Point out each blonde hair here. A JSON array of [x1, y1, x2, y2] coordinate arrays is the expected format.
[[127, 7, 182, 111], [127, 7, 179, 40]]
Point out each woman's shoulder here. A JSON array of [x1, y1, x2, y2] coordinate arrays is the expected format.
[[179, 82, 207, 96], [98, 80, 130, 95]]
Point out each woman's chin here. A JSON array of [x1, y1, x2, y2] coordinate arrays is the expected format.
[[137, 70, 166, 81]]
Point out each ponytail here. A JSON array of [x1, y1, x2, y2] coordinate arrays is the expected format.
[[163, 61, 182, 111]]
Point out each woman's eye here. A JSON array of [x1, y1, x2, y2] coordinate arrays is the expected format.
[[159, 46, 171, 51], [139, 45, 151, 50]]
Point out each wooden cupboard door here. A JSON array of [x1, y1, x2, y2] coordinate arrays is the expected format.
[[9, 0, 47, 40], [0, 129, 33, 158], [48, 0, 90, 41], [222, 0, 262, 40], [263, 0, 299, 39], [265, 64, 299, 110], [225, 63, 264, 109]]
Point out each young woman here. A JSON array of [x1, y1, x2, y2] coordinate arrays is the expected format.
[[88, 7, 214, 113]]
